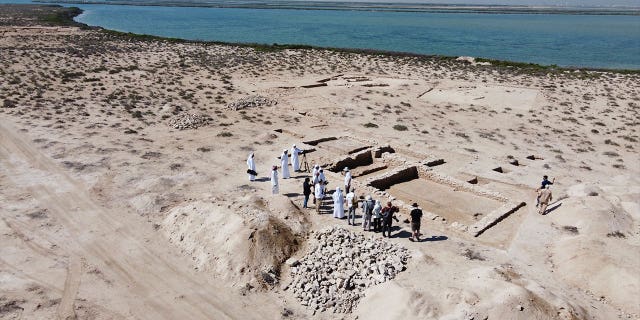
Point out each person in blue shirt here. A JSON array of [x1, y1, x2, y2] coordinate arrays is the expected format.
[[537, 175, 555, 207], [541, 175, 555, 189]]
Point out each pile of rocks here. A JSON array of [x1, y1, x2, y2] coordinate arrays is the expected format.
[[227, 95, 276, 111], [168, 113, 212, 130], [285, 226, 410, 313]]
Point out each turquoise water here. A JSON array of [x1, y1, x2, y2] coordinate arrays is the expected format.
[[2, 0, 640, 69]]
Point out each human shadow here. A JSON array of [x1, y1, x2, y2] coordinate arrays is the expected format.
[[283, 192, 301, 197], [316, 199, 333, 215], [423, 235, 448, 242], [254, 177, 270, 182], [543, 202, 562, 215], [392, 230, 413, 239]]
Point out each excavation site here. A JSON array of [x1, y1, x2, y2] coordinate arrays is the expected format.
[[2, 6, 639, 320]]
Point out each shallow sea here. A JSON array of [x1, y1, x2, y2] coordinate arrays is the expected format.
[[2, 0, 639, 69]]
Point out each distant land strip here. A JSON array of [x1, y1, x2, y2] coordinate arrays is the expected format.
[[6, 4, 638, 73], [34, 0, 640, 15]]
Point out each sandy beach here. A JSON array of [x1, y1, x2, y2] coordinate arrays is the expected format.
[[1, 5, 639, 319]]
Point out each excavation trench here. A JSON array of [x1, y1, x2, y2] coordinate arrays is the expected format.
[[368, 166, 419, 190], [369, 167, 504, 225], [303, 136, 337, 146], [329, 150, 373, 173]]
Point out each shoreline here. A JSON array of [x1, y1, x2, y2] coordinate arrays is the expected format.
[[35, 0, 640, 15], [6, 4, 637, 71], [40, 4, 633, 73]]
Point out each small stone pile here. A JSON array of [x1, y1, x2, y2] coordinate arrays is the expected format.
[[168, 113, 212, 130], [286, 226, 410, 313], [226, 95, 276, 111]]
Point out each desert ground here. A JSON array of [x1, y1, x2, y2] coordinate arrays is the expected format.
[[1, 5, 639, 320]]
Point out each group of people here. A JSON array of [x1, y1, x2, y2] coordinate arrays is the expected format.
[[301, 164, 329, 212], [250, 150, 426, 240], [326, 187, 423, 240], [251, 147, 558, 241], [246, 144, 304, 195], [308, 166, 424, 241], [308, 166, 348, 215]]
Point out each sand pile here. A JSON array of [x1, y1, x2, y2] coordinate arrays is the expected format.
[[162, 196, 309, 289], [286, 226, 410, 314]]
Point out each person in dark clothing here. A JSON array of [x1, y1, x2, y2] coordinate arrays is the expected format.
[[409, 203, 423, 241], [381, 201, 399, 238], [372, 200, 382, 232], [536, 175, 555, 207], [303, 177, 312, 208], [540, 175, 555, 189]]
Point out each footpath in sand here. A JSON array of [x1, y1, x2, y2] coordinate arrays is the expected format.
[[1, 5, 639, 320]]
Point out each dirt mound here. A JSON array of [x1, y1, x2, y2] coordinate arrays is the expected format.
[[162, 201, 250, 280], [266, 195, 310, 235], [162, 196, 310, 290], [357, 265, 588, 320], [549, 192, 640, 315], [248, 216, 300, 288]]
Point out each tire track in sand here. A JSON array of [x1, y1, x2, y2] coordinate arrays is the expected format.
[[0, 119, 265, 319], [57, 255, 81, 320]]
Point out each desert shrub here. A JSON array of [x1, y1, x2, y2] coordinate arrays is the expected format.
[[2, 99, 17, 108], [606, 231, 626, 238], [393, 124, 408, 131], [462, 249, 485, 261], [604, 139, 620, 146]]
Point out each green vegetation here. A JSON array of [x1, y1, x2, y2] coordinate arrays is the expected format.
[[475, 57, 640, 76], [39, 7, 83, 27], [17, 5, 640, 75]]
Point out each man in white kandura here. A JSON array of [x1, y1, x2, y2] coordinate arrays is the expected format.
[[332, 187, 345, 219], [270, 165, 279, 194], [280, 149, 290, 179], [291, 144, 303, 172], [314, 176, 325, 213], [247, 152, 256, 181], [319, 168, 326, 183], [343, 167, 352, 193]]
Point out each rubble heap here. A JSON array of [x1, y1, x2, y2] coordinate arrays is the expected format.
[[168, 113, 212, 130], [286, 226, 410, 313], [227, 95, 277, 111]]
